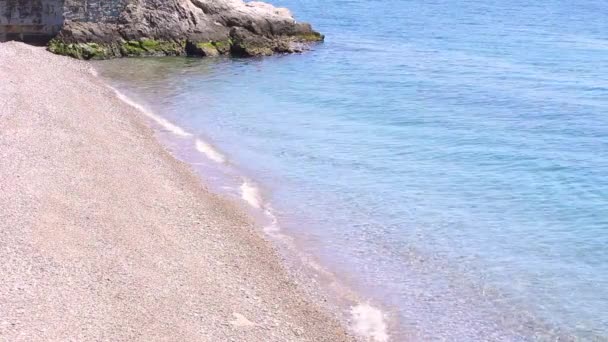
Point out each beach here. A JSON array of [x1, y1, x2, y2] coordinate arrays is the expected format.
[[0, 41, 352, 341]]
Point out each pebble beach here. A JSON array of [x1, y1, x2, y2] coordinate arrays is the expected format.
[[0, 41, 353, 342]]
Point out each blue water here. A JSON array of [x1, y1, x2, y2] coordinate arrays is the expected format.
[[97, 0, 608, 340]]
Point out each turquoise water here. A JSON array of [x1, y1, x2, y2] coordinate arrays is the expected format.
[[98, 0, 608, 340]]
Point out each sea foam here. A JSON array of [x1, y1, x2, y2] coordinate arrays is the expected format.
[[351, 303, 389, 342], [240, 180, 263, 209], [112, 88, 192, 137], [239, 180, 281, 233], [195, 139, 227, 163]]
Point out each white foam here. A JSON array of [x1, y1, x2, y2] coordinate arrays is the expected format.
[[195, 139, 227, 163], [112, 88, 192, 137], [240, 180, 263, 209], [351, 303, 389, 342], [239, 181, 280, 234], [263, 207, 281, 233]]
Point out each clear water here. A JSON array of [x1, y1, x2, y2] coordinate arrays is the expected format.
[[97, 0, 608, 340]]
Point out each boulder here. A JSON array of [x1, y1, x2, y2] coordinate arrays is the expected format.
[[47, 0, 324, 59]]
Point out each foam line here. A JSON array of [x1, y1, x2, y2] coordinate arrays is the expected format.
[[112, 88, 192, 137], [195, 139, 227, 163], [263, 207, 281, 233], [240, 180, 263, 209]]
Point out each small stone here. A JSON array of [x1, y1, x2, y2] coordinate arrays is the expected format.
[[230, 312, 256, 327]]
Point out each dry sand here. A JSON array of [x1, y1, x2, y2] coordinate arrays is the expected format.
[[0, 41, 353, 341]]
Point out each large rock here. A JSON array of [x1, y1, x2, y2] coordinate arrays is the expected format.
[[48, 0, 323, 59]]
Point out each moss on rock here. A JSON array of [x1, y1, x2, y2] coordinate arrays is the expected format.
[[120, 41, 146, 56], [120, 39, 185, 57], [48, 40, 112, 60], [295, 32, 324, 42], [186, 40, 233, 57], [47, 32, 319, 60], [213, 39, 233, 54], [48, 38, 186, 59], [196, 42, 219, 57], [196, 42, 215, 49]]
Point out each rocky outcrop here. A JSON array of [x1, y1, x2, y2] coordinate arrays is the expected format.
[[47, 0, 323, 59]]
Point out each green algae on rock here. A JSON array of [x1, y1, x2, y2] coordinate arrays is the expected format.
[[49, 39, 187, 60], [295, 32, 325, 42], [48, 40, 112, 60], [120, 39, 186, 57], [185, 40, 234, 57]]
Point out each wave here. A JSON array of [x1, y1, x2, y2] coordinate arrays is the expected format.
[[239, 180, 263, 209], [238, 179, 390, 341], [111, 88, 192, 137], [238, 180, 281, 234], [195, 139, 227, 164]]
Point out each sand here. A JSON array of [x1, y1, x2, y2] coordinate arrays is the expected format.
[[0, 41, 353, 341]]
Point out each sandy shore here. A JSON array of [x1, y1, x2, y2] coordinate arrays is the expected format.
[[0, 41, 353, 341]]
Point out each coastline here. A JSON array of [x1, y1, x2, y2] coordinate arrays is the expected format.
[[99, 71, 393, 342], [0, 41, 352, 341]]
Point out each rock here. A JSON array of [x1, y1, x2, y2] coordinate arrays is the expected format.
[[229, 27, 274, 57], [230, 313, 256, 327], [46, 0, 324, 59], [185, 41, 221, 57]]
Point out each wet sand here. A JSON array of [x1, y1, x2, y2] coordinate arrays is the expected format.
[[0, 41, 353, 341]]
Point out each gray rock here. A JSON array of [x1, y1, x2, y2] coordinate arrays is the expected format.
[[48, 0, 324, 59]]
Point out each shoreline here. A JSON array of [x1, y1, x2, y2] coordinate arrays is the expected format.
[[107, 93, 368, 340], [0, 41, 353, 341], [97, 55, 392, 342]]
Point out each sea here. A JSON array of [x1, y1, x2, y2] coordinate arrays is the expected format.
[[95, 0, 608, 340]]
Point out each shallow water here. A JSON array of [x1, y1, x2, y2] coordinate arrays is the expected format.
[[97, 0, 608, 340]]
